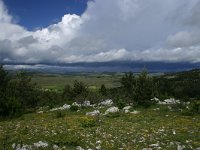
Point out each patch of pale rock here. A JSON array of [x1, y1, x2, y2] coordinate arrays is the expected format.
[[12, 144, 31, 150], [50, 104, 70, 111], [123, 106, 132, 113], [72, 102, 82, 107], [177, 145, 185, 150], [33, 141, 48, 148], [130, 110, 140, 114], [159, 98, 180, 105], [99, 99, 113, 106], [76, 146, 84, 150], [105, 107, 119, 115], [86, 110, 100, 116], [82, 101, 91, 107]]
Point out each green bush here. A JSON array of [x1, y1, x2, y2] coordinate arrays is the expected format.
[[80, 117, 97, 128], [51, 133, 81, 146], [55, 110, 65, 118], [106, 112, 121, 118], [70, 105, 79, 111], [117, 99, 126, 109], [182, 100, 200, 116]]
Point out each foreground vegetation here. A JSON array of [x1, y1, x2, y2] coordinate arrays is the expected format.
[[0, 105, 200, 150], [0, 65, 200, 149]]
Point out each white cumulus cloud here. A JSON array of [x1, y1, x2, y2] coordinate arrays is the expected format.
[[0, 0, 200, 65]]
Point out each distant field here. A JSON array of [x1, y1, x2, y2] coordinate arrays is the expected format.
[[31, 73, 123, 90]]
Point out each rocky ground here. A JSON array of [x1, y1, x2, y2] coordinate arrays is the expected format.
[[0, 100, 200, 150]]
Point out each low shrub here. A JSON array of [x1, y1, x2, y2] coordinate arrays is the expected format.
[[182, 100, 200, 116], [106, 112, 121, 118], [70, 105, 79, 111], [55, 110, 65, 118], [117, 99, 126, 110], [80, 117, 97, 128]]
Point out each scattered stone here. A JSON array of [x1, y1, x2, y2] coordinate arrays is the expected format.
[[33, 141, 48, 148], [76, 146, 84, 150], [153, 108, 160, 111], [72, 102, 82, 107], [37, 111, 44, 114], [123, 106, 132, 111], [86, 110, 100, 116], [196, 147, 200, 150], [96, 140, 102, 144], [158, 98, 180, 105], [149, 143, 159, 147], [96, 145, 101, 150], [12, 143, 31, 150], [151, 97, 160, 102], [142, 148, 152, 150], [83, 101, 91, 107], [177, 145, 185, 150], [62, 104, 71, 109], [99, 99, 113, 106], [53, 145, 59, 150], [130, 110, 140, 114], [173, 130, 176, 135], [124, 109, 130, 113], [50, 104, 71, 112], [122, 106, 132, 114], [105, 107, 119, 115]]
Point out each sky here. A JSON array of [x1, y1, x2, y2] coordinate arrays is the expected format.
[[0, 0, 200, 71]]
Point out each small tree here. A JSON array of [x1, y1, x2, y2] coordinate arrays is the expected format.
[[135, 70, 154, 107], [121, 72, 136, 102], [99, 84, 107, 97], [73, 80, 88, 102], [62, 84, 74, 101], [0, 65, 9, 92], [6, 71, 39, 110]]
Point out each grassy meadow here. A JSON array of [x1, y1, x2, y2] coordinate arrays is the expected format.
[[31, 73, 122, 90], [1, 71, 200, 150], [0, 105, 199, 150]]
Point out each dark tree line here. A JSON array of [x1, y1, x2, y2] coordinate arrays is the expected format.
[[0, 66, 39, 118], [155, 69, 200, 100], [1, 64, 200, 118]]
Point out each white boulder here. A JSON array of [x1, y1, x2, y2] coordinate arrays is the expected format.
[[83, 101, 91, 107], [62, 104, 71, 109], [50, 104, 71, 112], [34, 141, 48, 148], [130, 110, 140, 114], [124, 109, 130, 113], [123, 106, 132, 113], [177, 145, 185, 150], [151, 97, 160, 102], [12, 144, 31, 150], [99, 99, 113, 106], [37, 111, 44, 114], [123, 106, 132, 110], [158, 98, 180, 105], [105, 107, 119, 115], [72, 102, 82, 107], [86, 110, 100, 116], [76, 146, 84, 150]]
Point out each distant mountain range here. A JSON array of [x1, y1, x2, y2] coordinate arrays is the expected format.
[[4, 61, 200, 74]]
